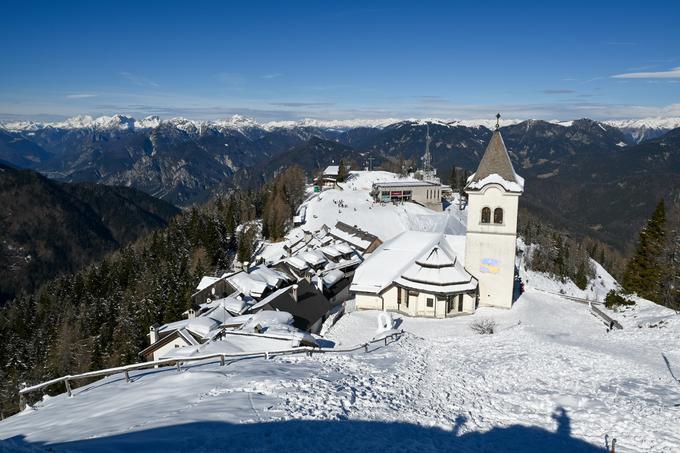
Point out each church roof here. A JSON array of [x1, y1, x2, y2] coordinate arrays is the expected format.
[[466, 130, 524, 192], [350, 231, 476, 295], [400, 241, 474, 290]]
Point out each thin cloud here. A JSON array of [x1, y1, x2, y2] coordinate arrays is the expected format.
[[269, 102, 335, 107], [65, 93, 98, 99], [120, 72, 160, 88], [612, 66, 680, 79], [217, 72, 246, 89], [540, 89, 576, 94], [261, 73, 283, 79], [602, 41, 636, 46]]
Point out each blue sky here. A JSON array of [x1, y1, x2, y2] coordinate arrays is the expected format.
[[1, 0, 679, 121]]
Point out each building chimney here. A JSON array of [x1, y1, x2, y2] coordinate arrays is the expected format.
[[186, 308, 196, 319], [149, 325, 159, 344], [244, 261, 250, 273], [292, 284, 298, 302]]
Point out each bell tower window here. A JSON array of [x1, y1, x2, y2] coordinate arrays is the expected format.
[[494, 208, 504, 224], [481, 207, 491, 224]]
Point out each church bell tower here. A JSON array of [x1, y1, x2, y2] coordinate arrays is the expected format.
[[464, 114, 524, 309]]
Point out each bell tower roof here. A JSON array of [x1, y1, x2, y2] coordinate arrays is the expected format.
[[466, 114, 524, 193]]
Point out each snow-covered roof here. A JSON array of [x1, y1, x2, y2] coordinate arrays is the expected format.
[[286, 256, 309, 271], [466, 130, 524, 193], [159, 317, 220, 340], [300, 250, 328, 267], [466, 173, 525, 193], [322, 269, 346, 288], [334, 242, 354, 255], [320, 244, 342, 259], [350, 231, 469, 294], [248, 266, 290, 287], [210, 293, 251, 316], [226, 272, 268, 298], [397, 241, 476, 293], [373, 180, 440, 188], [323, 165, 339, 176], [196, 276, 221, 291]]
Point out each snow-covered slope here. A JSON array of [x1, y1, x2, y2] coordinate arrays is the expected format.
[[603, 117, 680, 143], [1, 285, 678, 452], [303, 171, 466, 239]]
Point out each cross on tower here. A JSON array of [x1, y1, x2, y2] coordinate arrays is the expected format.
[[495, 113, 501, 130]]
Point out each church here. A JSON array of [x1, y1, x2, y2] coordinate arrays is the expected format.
[[351, 116, 524, 316]]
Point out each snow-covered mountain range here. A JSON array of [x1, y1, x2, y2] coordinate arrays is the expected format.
[[0, 114, 520, 133], [4, 114, 679, 137]]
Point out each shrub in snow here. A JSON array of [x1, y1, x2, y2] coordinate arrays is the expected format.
[[604, 290, 634, 309], [470, 319, 497, 335]]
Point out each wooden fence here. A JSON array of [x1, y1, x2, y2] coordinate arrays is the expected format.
[[18, 331, 404, 411]]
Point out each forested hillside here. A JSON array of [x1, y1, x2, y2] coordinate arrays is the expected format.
[[0, 164, 180, 304], [0, 167, 305, 418]]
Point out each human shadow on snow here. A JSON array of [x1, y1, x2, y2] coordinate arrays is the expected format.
[[1, 407, 609, 452]]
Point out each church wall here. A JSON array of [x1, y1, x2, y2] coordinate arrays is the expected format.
[[414, 292, 438, 317], [381, 286, 400, 311], [355, 293, 383, 310], [354, 287, 477, 318], [463, 293, 476, 312]]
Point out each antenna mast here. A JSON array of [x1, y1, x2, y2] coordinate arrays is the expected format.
[[421, 123, 437, 182]]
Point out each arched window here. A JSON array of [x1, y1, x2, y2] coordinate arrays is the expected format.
[[481, 207, 491, 224], [494, 208, 504, 224]]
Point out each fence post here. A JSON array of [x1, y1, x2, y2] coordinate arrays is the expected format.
[[176, 361, 181, 373], [65, 379, 72, 397], [265, 352, 270, 360], [124, 370, 130, 383], [220, 355, 225, 366], [364, 344, 368, 353]]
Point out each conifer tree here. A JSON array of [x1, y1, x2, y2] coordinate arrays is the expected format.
[[623, 199, 666, 302], [337, 159, 348, 182]]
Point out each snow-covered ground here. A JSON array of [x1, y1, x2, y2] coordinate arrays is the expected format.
[[258, 171, 466, 263], [306, 171, 463, 239], [2, 171, 679, 452], [1, 284, 678, 452]]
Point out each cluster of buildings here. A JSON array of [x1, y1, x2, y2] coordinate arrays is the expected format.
[[141, 122, 524, 360], [355, 126, 524, 314], [140, 220, 381, 361]]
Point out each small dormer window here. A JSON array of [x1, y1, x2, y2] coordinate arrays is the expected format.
[[481, 207, 491, 224], [494, 208, 504, 224]]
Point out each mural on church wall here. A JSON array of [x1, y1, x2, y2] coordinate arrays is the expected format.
[[480, 258, 500, 274]]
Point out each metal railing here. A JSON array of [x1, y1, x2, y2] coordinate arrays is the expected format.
[[18, 330, 404, 410], [590, 304, 623, 331]]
